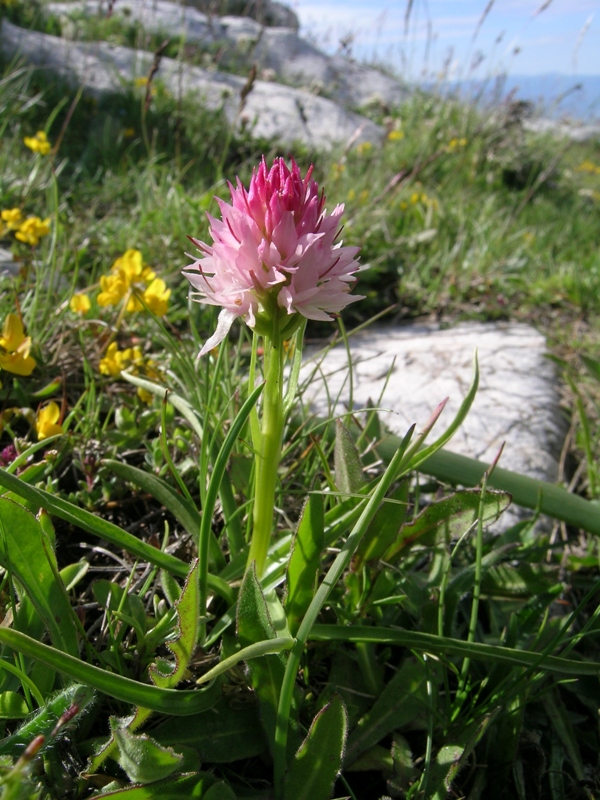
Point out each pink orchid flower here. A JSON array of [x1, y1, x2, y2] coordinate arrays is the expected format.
[[184, 156, 363, 355]]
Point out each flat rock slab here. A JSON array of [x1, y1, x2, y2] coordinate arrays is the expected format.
[[301, 322, 567, 525], [1, 20, 383, 151]]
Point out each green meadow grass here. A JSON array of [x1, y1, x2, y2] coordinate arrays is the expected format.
[[1, 3, 600, 798]]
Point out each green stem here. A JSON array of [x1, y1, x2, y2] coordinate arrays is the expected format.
[[247, 327, 285, 577]]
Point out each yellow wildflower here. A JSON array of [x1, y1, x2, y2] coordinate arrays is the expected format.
[[387, 130, 404, 141], [447, 137, 468, 152], [359, 190, 369, 204], [99, 343, 144, 378], [69, 293, 91, 315], [134, 77, 149, 87], [98, 273, 128, 307], [99, 342, 124, 377], [23, 131, 52, 156], [15, 217, 51, 246], [123, 127, 136, 138], [142, 278, 171, 316], [1, 208, 23, 230], [575, 160, 600, 175], [35, 402, 63, 440], [112, 248, 144, 281], [0, 314, 36, 376], [137, 387, 154, 404], [356, 142, 372, 156], [410, 192, 420, 205]]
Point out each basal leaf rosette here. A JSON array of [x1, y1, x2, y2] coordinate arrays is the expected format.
[[184, 157, 363, 355]]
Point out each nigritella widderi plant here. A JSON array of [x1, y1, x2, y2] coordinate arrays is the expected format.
[[184, 157, 364, 575]]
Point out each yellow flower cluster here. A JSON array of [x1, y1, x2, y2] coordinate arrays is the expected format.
[[0, 208, 51, 246], [0, 313, 36, 378], [447, 137, 468, 152], [576, 160, 600, 175], [347, 188, 370, 204], [356, 142, 373, 156], [23, 131, 52, 156], [399, 191, 439, 211], [387, 129, 405, 141], [99, 342, 160, 403], [97, 249, 171, 316]]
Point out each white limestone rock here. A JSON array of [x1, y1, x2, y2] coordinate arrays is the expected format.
[[300, 322, 567, 528], [46, 0, 408, 108], [1, 20, 383, 151]]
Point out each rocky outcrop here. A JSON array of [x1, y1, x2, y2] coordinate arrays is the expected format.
[[1, 19, 384, 151], [47, 0, 408, 109], [183, 0, 299, 30]]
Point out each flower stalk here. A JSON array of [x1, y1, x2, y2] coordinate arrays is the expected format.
[[247, 323, 285, 576]]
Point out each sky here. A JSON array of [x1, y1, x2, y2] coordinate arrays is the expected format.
[[289, 0, 600, 80]]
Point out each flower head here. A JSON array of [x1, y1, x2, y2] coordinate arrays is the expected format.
[[184, 156, 363, 355], [24, 131, 52, 155], [0, 313, 36, 376], [70, 293, 91, 315], [35, 402, 63, 440], [15, 216, 51, 246], [1, 208, 23, 231]]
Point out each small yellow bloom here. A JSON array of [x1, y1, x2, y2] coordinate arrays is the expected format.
[[36, 402, 63, 440], [99, 342, 124, 377], [575, 160, 600, 175], [99, 343, 144, 378], [387, 130, 404, 141], [142, 278, 171, 316], [0, 345, 37, 376], [123, 127, 136, 138], [112, 248, 144, 281], [347, 189, 356, 201], [1, 208, 23, 230], [69, 293, 91, 315], [137, 387, 154, 404], [359, 189, 369, 204], [447, 137, 468, 152], [15, 217, 51, 246], [134, 77, 149, 87], [0, 314, 37, 376], [399, 201, 408, 210], [356, 142, 372, 156], [23, 131, 51, 156], [410, 192, 420, 205], [98, 273, 128, 307]]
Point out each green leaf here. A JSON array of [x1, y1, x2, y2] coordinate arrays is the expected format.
[[113, 723, 184, 784], [0, 691, 29, 719], [426, 713, 497, 800], [283, 694, 348, 800], [150, 560, 199, 689], [204, 782, 237, 800], [384, 489, 511, 562], [309, 625, 600, 676], [285, 493, 324, 636], [0, 626, 223, 715], [154, 696, 267, 762], [0, 497, 79, 657], [345, 659, 427, 764], [334, 420, 365, 496], [355, 481, 409, 567], [100, 773, 215, 798], [0, 684, 94, 757], [237, 565, 287, 757]]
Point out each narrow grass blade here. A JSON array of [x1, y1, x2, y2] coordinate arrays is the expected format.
[[308, 625, 600, 676], [0, 627, 222, 715], [0, 468, 230, 601]]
